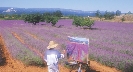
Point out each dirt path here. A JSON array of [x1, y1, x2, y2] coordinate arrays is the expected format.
[[90, 61, 121, 72], [0, 35, 122, 72]]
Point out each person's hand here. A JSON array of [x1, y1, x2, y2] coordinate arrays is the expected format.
[[62, 50, 66, 54], [79, 64, 82, 67]]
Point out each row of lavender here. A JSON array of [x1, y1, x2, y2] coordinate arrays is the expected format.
[[0, 20, 133, 71], [0, 27, 44, 66]]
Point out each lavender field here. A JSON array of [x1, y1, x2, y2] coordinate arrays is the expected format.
[[0, 19, 133, 71]]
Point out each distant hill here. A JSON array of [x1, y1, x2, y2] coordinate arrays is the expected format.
[[0, 7, 106, 17]]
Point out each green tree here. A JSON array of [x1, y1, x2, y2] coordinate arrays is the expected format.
[[24, 13, 41, 25], [95, 10, 101, 17], [104, 11, 115, 20], [72, 17, 82, 27], [45, 16, 52, 24], [110, 12, 115, 19], [99, 15, 104, 21], [128, 11, 132, 14], [95, 10, 104, 21], [81, 18, 94, 29], [51, 16, 59, 26], [53, 10, 63, 18], [73, 17, 94, 29], [116, 10, 121, 16], [43, 12, 52, 23]]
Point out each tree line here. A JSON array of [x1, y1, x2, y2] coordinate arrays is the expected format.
[[0, 10, 95, 29], [0, 10, 63, 26], [95, 10, 132, 21], [95, 10, 121, 20]]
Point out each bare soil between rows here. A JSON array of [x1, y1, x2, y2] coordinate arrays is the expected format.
[[0, 35, 121, 72]]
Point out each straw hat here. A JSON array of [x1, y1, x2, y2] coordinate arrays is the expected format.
[[47, 41, 58, 49]]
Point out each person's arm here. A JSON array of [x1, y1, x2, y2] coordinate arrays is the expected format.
[[60, 54, 64, 59], [59, 50, 65, 59], [44, 51, 47, 62]]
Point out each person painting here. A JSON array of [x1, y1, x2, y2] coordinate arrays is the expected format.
[[44, 41, 65, 72]]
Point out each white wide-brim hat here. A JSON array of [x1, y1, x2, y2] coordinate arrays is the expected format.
[[47, 41, 58, 49]]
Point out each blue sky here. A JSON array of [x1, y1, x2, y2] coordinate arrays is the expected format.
[[0, 0, 132, 13]]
